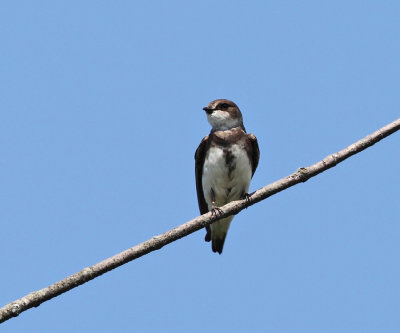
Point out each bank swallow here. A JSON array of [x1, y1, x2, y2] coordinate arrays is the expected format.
[[195, 99, 259, 254]]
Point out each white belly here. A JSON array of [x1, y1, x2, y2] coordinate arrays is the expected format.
[[202, 144, 252, 209]]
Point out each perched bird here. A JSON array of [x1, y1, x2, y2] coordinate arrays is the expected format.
[[195, 99, 259, 254]]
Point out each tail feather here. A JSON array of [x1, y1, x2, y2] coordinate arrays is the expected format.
[[211, 234, 227, 254], [204, 216, 233, 254], [204, 226, 211, 242], [204, 226, 227, 254]]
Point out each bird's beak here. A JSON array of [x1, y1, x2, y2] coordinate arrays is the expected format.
[[203, 107, 214, 115]]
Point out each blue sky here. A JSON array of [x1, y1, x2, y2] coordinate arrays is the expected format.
[[1, 1, 399, 332]]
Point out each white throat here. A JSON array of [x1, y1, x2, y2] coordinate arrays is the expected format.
[[207, 111, 242, 131]]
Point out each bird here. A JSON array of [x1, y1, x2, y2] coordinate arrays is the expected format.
[[195, 99, 259, 254]]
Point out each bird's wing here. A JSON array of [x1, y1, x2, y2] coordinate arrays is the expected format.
[[195, 135, 210, 215], [247, 133, 260, 177]]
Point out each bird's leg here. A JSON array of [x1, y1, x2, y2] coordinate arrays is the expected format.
[[210, 188, 223, 217]]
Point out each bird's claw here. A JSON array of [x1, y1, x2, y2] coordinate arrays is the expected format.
[[242, 192, 251, 201], [211, 207, 223, 217], [242, 192, 251, 205]]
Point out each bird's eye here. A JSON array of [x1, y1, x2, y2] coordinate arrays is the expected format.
[[220, 103, 229, 109]]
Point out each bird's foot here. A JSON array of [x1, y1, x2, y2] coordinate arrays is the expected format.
[[241, 192, 251, 208], [242, 192, 251, 202], [211, 206, 223, 217]]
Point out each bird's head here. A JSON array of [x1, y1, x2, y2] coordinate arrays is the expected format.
[[203, 99, 244, 131]]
